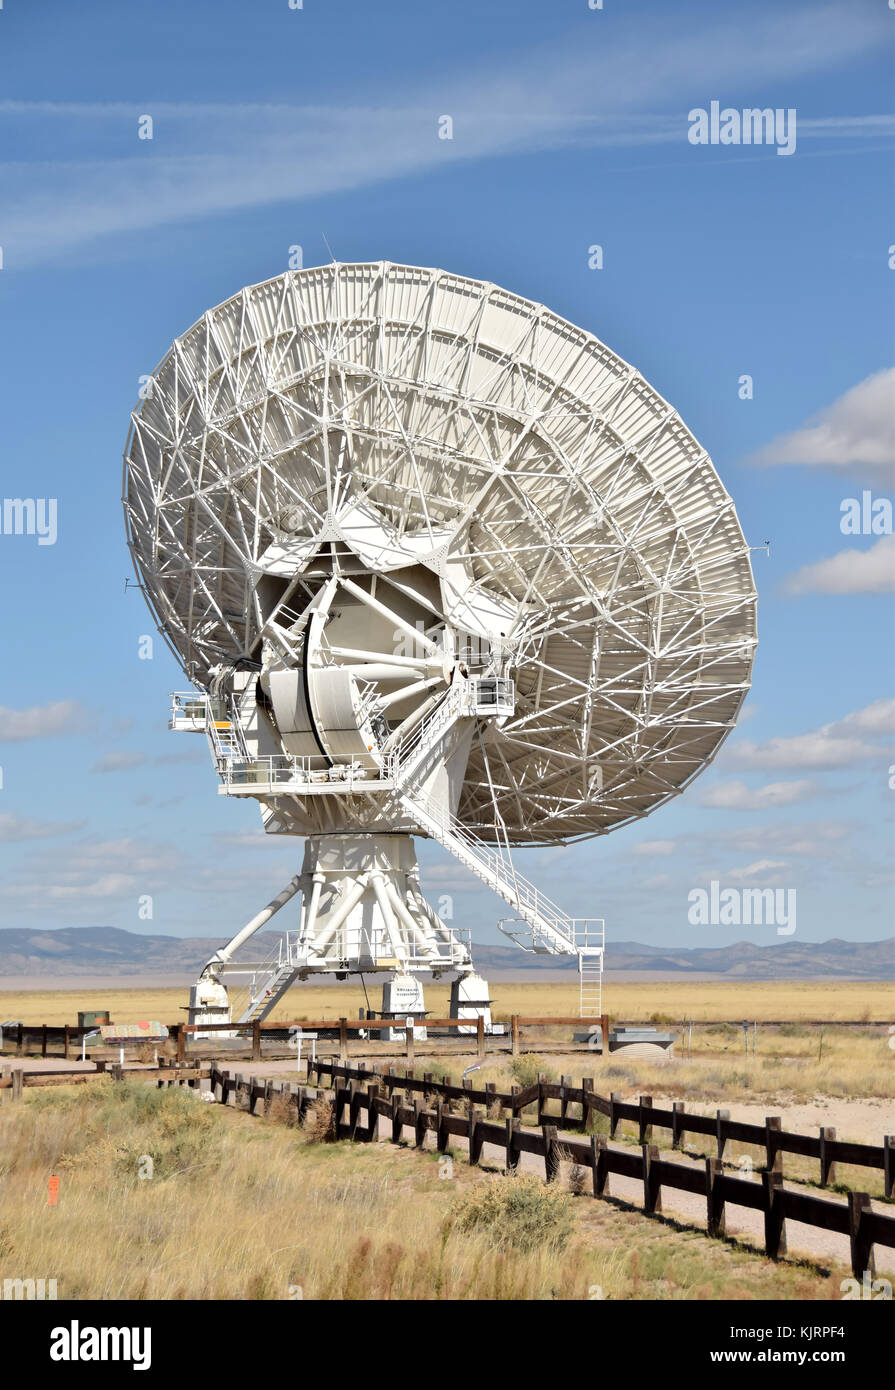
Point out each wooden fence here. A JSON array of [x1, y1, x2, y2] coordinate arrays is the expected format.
[[0, 1062, 209, 1092], [2, 1014, 613, 1062], [209, 1061, 895, 1280], [310, 1059, 895, 1196]]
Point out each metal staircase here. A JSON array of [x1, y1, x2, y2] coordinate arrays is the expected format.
[[204, 696, 248, 768], [390, 702, 602, 962], [227, 936, 303, 1024]]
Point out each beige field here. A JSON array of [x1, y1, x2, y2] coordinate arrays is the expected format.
[[1, 977, 892, 1026]]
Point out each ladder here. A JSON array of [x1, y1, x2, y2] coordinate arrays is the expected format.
[[578, 950, 604, 1018]]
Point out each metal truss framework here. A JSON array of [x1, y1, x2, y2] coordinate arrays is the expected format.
[[124, 261, 757, 848]]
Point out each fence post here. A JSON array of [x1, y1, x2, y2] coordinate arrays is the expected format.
[[348, 1081, 362, 1140], [252, 1021, 261, 1061], [560, 1075, 572, 1125], [639, 1095, 653, 1145], [819, 1126, 837, 1187], [176, 1025, 186, 1063], [591, 1135, 608, 1196], [600, 1013, 610, 1058], [765, 1116, 783, 1174], [339, 1018, 348, 1063], [469, 1107, 484, 1166], [367, 1084, 380, 1142], [390, 1095, 402, 1145], [883, 1136, 893, 1199], [16, 1024, 23, 1057], [642, 1144, 662, 1214], [63, 1026, 70, 1061], [111, 1063, 123, 1082], [476, 1015, 485, 1059], [609, 1091, 620, 1140], [485, 1081, 497, 1118], [672, 1101, 685, 1149], [405, 1023, 414, 1067], [716, 1109, 730, 1161], [761, 1169, 786, 1260], [41, 1024, 48, 1059], [847, 1192, 875, 1280], [11, 1068, 23, 1102], [505, 1117, 520, 1174], [511, 1015, 519, 1057], [413, 1099, 426, 1148], [705, 1156, 725, 1237], [542, 1124, 559, 1183]]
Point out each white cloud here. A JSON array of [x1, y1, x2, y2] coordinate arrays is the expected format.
[[0, 5, 886, 268], [0, 813, 83, 842], [633, 840, 676, 856], [727, 859, 789, 883], [700, 779, 817, 810], [0, 700, 87, 741], [92, 751, 147, 773], [731, 699, 894, 770], [0, 836, 186, 916], [785, 534, 895, 595], [752, 368, 895, 480]]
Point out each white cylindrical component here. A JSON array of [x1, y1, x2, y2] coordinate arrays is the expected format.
[[326, 646, 438, 671], [309, 876, 369, 957], [369, 871, 407, 961], [384, 880, 434, 959], [407, 877, 469, 961], [336, 663, 430, 683], [381, 689, 445, 751], [300, 872, 325, 946], [375, 674, 444, 712], [211, 875, 302, 967]]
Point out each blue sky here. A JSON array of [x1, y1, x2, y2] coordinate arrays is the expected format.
[[0, 0, 892, 952]]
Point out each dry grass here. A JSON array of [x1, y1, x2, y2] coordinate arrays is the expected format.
[[403, 1024, 895, 1108], [0, 1083, 849, 1300], [2, 979, 892, 1027]]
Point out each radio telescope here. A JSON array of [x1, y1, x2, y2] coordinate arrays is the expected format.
[[123, 261, 756, 1033]]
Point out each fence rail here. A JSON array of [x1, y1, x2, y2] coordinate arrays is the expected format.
[[209, 1061, 895, 1281]]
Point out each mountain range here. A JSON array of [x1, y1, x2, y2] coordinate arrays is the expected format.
[[0, 927, 890, 980]]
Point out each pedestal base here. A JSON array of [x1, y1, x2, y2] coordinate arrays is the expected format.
[[449, 972, 492, 1035], [381, 973, 428, 1041], [187, 977, 233, 1039]]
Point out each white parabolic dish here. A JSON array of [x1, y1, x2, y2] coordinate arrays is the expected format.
[[124, 261, 757, 848]]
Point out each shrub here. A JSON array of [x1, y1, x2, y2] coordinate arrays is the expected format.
[[301, 1097, 335, 1144], [446, 1173, 574, 1253], [509, 1054, 554, 1088]]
